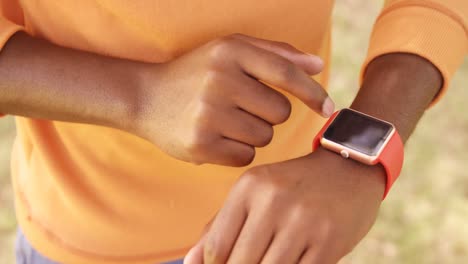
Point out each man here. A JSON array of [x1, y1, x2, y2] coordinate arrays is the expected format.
[[0, 0, 466, 263]]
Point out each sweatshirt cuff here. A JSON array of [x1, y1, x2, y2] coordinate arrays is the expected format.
[[360, 4, 467, 106], [0, 17, 23, 51], [0, 17, 24, 117]]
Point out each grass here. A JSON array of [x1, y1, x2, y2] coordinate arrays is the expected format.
[[0, 1, 467, 263], [330, 1, 468, 264], [0, 116, 16, 264]]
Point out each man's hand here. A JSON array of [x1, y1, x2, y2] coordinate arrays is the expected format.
[[132, 34, 333, 167], [184, 147, 385, 264], [0, 33, 333, 167]]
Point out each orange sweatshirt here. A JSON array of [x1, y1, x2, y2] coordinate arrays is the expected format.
[[0, 0, 466, 263]]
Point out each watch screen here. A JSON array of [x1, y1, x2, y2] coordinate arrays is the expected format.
[[323, 109, 393, 156]]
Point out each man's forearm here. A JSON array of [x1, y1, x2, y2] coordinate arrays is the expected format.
[[0, 32, 146, 130], [193, 55, 443, 264], [351, 53, 443, 142]]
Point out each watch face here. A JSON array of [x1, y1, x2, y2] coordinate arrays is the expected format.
[[323, 109, 394, 156]]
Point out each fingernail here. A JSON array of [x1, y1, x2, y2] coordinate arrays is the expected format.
[[307, 54, 324, 68], [321, 97, 335, 118]]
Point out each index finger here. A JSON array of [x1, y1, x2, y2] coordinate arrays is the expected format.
[[234, 40, 334, 117]]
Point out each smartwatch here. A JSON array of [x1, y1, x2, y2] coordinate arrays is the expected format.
[[313, 108, 404, 199]]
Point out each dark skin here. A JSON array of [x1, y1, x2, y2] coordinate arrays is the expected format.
[[0, 32, 441, 263], [183, 53, 442, 264], [0, 33, 331, 166]]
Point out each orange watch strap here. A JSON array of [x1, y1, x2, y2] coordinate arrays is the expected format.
[[312, 110, 404, 200], [377, 130, 404, 199], [312, 111, 339, 150]]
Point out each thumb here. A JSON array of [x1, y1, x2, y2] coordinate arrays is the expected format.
[[231, 34, 324, 75]]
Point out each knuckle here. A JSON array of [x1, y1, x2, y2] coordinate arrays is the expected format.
[[315, 218, 335, 242], [275, 59, 297, 84], [247, 164, 270, 178], [185, 108, 214, 161], [259, 180, 289, 209], [287, 204, 309, 224], [237, 165, 269, 188], [202, 69, 222, 89], [256, 125, 274, 147], [273, 97, 292, 124], [231, 146, 255, 167], [263, 187, 288, 210], [192, 101, 212, 123], [205, 238, 228, 264], [185, 135, 210, 163], [236, 165, 286, 202], [209, 36, 238, 60]]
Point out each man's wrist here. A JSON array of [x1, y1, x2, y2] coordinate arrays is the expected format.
[[0, 32, 151, 132], [116, 60, 155, 132], [312, 53, 442, 198], [351, 53, 442, 142]]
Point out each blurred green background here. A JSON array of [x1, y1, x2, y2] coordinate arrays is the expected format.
[[0, 1, 467, 263]]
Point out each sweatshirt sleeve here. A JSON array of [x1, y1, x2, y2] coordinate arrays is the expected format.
[[0, 0, 25, 117], [361, 0, 468, 105]]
